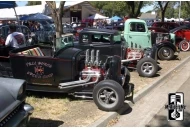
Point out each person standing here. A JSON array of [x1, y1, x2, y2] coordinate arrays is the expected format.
[[5, 24, 26, 48]]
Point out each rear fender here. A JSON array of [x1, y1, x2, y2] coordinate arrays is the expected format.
[[144, 44, 158, 61], [106, 55, 122, 84], [156, 41, 177, 52]]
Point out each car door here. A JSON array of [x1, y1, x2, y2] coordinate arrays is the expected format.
[[25, 56, 55, 85], [127, 22, 152, 49]]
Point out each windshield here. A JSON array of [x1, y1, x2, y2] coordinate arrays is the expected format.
[[169, 26, 188, 33], [55, 35, 74, 52], [113, 34, 121, 44]]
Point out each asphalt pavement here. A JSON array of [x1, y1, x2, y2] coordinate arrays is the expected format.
[[146, 76, 190, 127], [113, 60, 190, 127]]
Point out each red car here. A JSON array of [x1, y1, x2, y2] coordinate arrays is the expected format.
[[151, 22, 180, 31], [148, 27, 169, 33], [170, 25, 190, 51]]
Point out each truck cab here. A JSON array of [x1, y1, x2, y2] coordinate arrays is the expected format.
[[123, 19, 178, 60], [124, 19, 152, 49]]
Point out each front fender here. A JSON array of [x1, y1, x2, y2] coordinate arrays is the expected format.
[[156, 41, 177, 52], [144, 44, 158, 61]]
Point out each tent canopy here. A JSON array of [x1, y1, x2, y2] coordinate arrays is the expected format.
[[0, 1, 16, 9], [111, 16, 122, 20], [20, 13, 52, 21], [0, 1, 17, 20], [87, 13, 108, 20]]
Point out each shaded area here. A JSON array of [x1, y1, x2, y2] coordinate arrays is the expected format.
[[26, 91, 70, 100], [28, 118, 64, 127], [146, 111, 190, 127]]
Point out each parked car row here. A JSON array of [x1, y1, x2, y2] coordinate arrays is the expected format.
[[0, 18, 190, 127]]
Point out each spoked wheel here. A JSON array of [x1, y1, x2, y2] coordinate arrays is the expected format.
[[158, 47, 174, 60], [137, 57, 158, 77], [93, 80, 124, 111], [179, 40, 190, 52]]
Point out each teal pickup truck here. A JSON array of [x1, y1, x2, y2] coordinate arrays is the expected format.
[[122, 19, 178, 60]]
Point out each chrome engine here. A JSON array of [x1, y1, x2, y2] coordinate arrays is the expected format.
[[59, 49, 103, 89]]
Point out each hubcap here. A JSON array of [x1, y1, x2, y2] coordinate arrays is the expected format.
[[181, 42, 189, 50], [162, 48, 170, 57], [141, 62, 154, 74], [98, 88, 117, 105]]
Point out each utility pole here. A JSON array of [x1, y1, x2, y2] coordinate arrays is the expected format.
[[179, 1, 181, 22]]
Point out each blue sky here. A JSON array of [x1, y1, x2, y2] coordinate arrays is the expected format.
[[16, 1, 28, 6], [16, 1, 153, 13]]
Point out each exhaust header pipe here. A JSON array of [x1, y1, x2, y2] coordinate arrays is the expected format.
[[94, 50, 100, 67], [85, 49, 89, 66], [90, 50, 95, 67]]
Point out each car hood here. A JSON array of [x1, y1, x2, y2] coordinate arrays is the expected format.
[[0, 78, 24, 120], [0, 86, 18, 120]]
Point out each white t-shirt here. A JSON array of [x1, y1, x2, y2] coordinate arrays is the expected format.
[[5, 32, 26, 48]]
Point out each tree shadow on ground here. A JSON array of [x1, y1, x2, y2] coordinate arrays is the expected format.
[[28, 117, 64, 127], [146, 111, 190, 127], [26, 91, 69, 99]]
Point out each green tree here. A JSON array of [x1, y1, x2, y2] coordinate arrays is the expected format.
[[90, 1, 127, 17], [90, 1, 152, 18], [102, 2, 127, 17], [125, 1, 143, 18], [164, 2, 175, 18], [180, 1, 190, 19], [46, 1, 65, 38], [154, 1, 170, 22], [26, 1, 42, 6], [90, 1, 107, 11]]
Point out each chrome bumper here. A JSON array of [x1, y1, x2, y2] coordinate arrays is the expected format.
[[2, 103, 34, 127]]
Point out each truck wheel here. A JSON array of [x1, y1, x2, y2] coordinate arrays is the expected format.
[[137, 57, 158, 77], [179, 40, 190, 52], [158, 47, 174, 60], [93, 80, 124, 111]]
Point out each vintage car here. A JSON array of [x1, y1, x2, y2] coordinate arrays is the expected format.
[[0, 34, 133, 112], [74, 28, 159, 77], [62, 23, 74, 34], [151, 22, 180, 31], [0, 77, 33, 127], [33, 21, 55, 44], [105, 22, 124, 31], [72, 22, 91, 41], [148, 27, 169, 33], [123, 19, 179, 61], [169, 25, 190, 51]]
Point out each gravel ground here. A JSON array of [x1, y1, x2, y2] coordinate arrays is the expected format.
[[26, 52, 190, 127]]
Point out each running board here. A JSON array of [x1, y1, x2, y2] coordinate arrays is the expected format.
[[72, 92, 93, 99]]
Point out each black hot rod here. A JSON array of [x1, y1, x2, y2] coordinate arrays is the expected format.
[[0, 34, 133, 111]]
